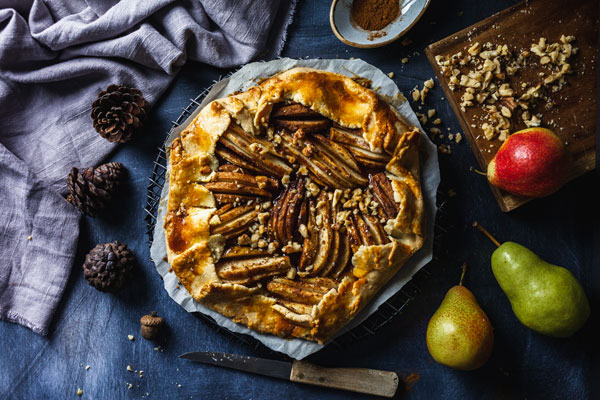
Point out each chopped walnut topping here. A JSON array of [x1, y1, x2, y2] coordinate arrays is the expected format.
[[237, 234, 251, 246], [298, 165, 309, 175], [258, 212, 270, 225], [267, 241, 279, 254], [209, 214, 221, 226], [282, 242, 302, 253], [286, 267, 297, 279], [306, 182, 320, 198], [302, 143, 314, 157], [249, 143, 267, 154], [281, 174, 290, 185], [298, 224, 308, 238]]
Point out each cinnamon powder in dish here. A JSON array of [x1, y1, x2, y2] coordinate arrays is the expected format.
[[351, 0, 400, 31]]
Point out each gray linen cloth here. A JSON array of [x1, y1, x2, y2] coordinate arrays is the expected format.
[[0, 0, 296, 335]]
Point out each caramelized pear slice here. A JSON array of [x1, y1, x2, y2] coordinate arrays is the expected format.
[[273, 119, 332, 133], [362, 214, 390, 245], [220, 246, 270, 260], [271, 103, 323, 119], [369, 173, 398, 219], [214, 194, 256, 206], [202, 181, 272, 198], [353, 214, 375, 246], [330, 229, 351, 279], [217, 256, 290, 284], [215, 146, 265, 175], [308, 192, 333, 275]]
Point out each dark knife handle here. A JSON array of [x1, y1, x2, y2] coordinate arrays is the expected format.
[[290, 360, 399, 397]]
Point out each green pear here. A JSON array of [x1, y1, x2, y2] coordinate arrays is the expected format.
[[426, 266, 494, 370], [491, 242, 590, 337]]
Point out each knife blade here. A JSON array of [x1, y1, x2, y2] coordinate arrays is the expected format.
[[179, 352, 399, 397], [179, 351, 292, 380]]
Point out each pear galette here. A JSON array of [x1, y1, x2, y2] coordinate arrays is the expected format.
[[164, 67, 425, 344]]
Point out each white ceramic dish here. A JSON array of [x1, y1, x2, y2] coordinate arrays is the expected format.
[[330, 0, 431, 48]]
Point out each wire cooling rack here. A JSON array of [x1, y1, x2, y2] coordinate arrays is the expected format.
[[144, 88, 446, 353]]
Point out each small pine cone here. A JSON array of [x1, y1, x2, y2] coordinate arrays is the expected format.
[[91, 85, 150, 143], [83, 241, 135, 293], [66, 162, 125, 217]]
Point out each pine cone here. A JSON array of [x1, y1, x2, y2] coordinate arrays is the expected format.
[[83, 241, 135, 293], [91, 85, 150, 143], [66, 162, 125, 217]]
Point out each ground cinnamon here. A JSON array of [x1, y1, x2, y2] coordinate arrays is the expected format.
[[350, 0, 400, 31]]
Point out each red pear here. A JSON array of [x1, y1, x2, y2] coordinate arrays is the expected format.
[[487, 128, 570, 198]]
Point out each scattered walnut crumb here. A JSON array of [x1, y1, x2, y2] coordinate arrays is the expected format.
[[436, 35, 577, 141], [387, 72, 395, 78], [85, 365, 90, 371], [127, 335, 134, 341], [27, 235, 32, 241], [433, 118, 442, 125], [427, 109, 436, 118], [411, 86, 420, 102], [455, 133, 463, 143], [77, 388, 83, 396], [401, 57, 409, 64], [438, 144, 452, 154], [127, 365, 133, 372]]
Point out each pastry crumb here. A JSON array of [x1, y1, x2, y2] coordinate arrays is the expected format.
[[27, 235, 32, 241], [127, 335, 134, 341], [127, 365, 133, 372], [387, 72, 395, 78], [85, 365, 90, 371], [77, 388, 83, 396]]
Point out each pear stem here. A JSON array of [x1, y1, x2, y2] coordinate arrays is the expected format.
[[470, 167, 487, 176], [459, 263, 467, 286], [473, 221, 501, 247]]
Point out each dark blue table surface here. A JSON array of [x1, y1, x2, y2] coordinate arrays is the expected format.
[[1, 1, 598, 399]]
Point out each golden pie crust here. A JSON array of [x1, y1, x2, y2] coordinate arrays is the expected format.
[[164, 67, 425, 344]]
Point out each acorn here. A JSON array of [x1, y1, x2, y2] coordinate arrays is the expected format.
[[140, 312, 165, 340]]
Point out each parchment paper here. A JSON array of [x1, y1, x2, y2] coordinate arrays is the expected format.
[[150, 58, 440, 360]]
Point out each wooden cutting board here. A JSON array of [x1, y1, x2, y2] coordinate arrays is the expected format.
[[425, 0, 598, 212]]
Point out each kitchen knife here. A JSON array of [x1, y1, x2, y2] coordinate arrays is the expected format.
[[180, 352, 399, 397]]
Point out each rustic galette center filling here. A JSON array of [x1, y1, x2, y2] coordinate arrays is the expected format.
[[205, 102, 400, 308]]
